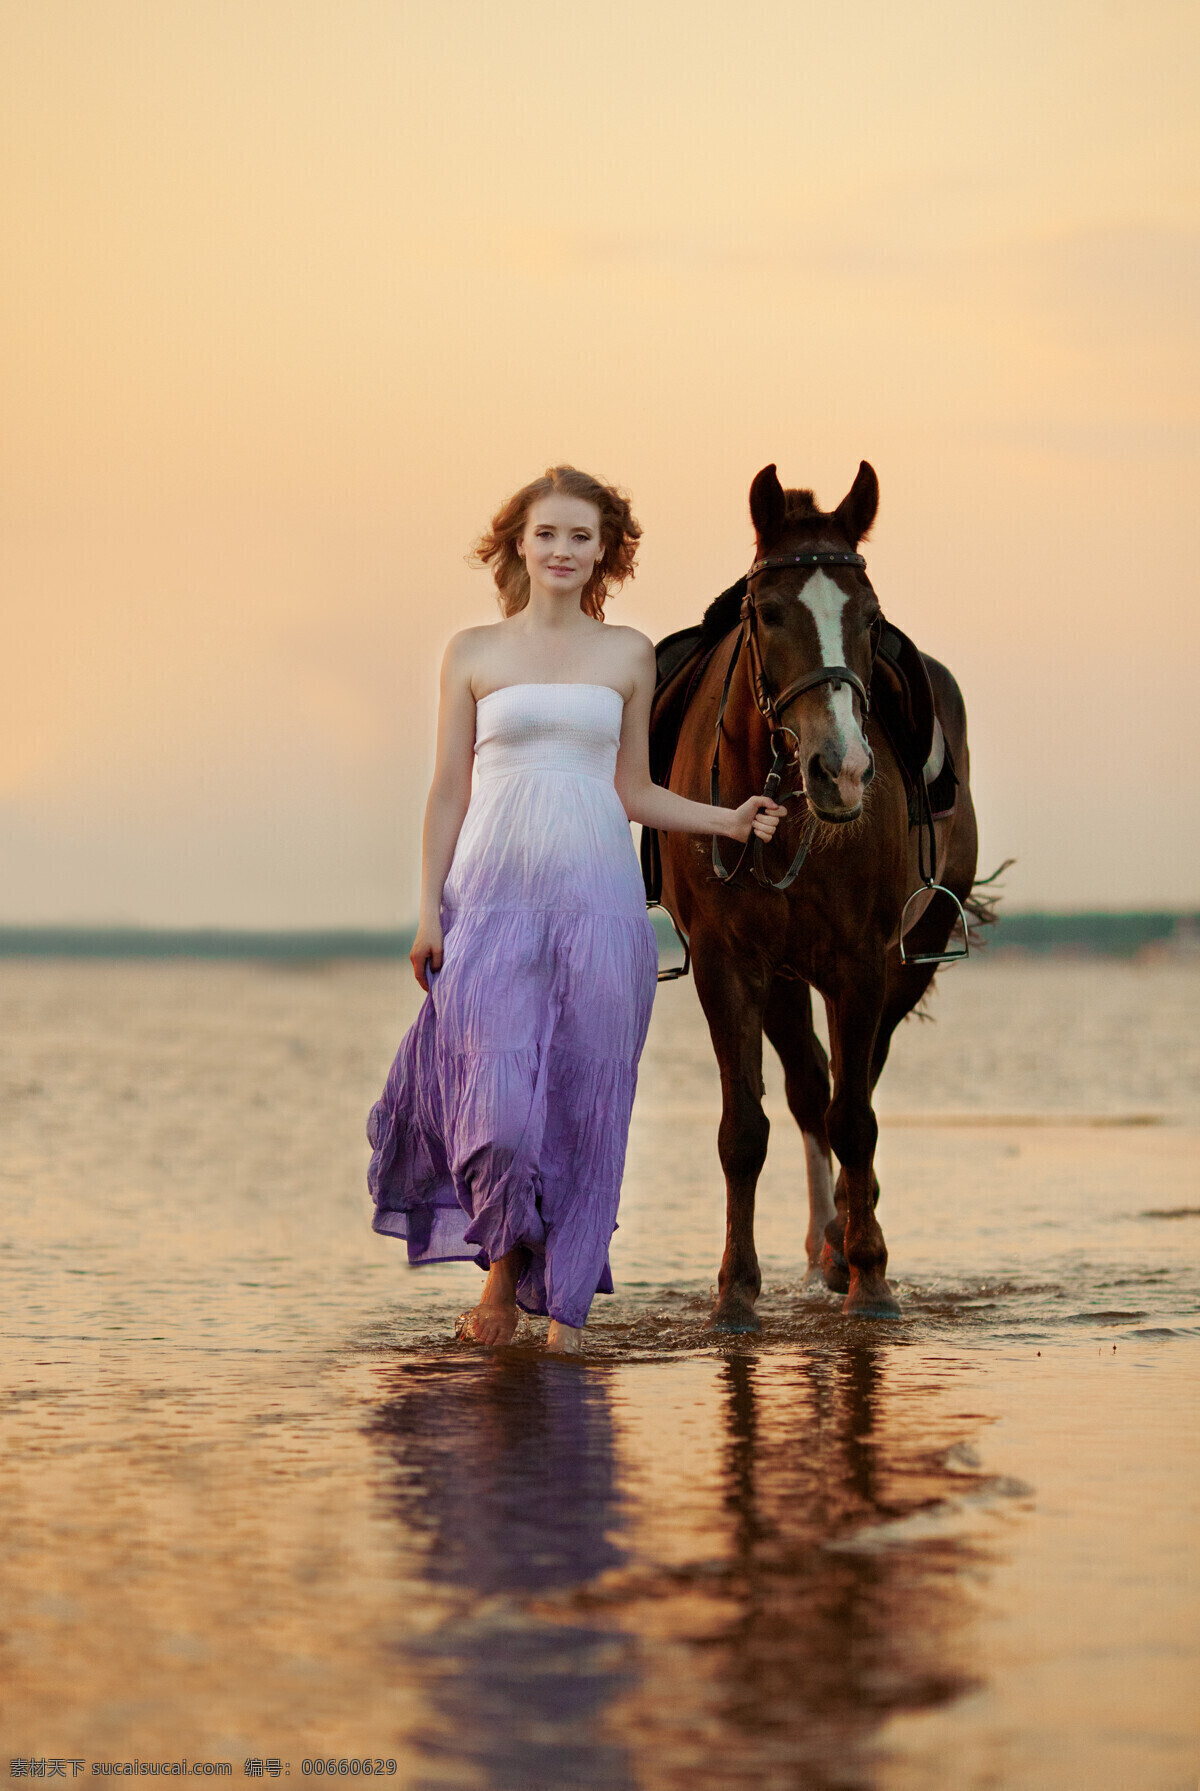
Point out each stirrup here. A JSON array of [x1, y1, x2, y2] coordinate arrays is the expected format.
[[647, 900, 691, 981], [899, 883, 970, 965]]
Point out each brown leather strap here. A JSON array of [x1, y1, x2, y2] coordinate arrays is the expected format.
[[773, 664, 869, 718], [709, 566, 878, 892], [709, 631, 817, 892], [710, 633, 754, 885]]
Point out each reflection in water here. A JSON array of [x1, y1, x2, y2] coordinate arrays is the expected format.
[[672, 1349, 981, 1788], [4, 962, 1196, 1781], [367, 1357, 636, 1790], [365, 1347, 988, 1790]]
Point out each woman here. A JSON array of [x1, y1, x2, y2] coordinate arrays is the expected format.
[[367, 466, 784, 1353]]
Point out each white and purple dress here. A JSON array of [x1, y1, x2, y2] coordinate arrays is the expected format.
[[367, 682, 659, 1329]]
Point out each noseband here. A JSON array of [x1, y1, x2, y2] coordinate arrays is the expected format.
[[711, 550, 876, 890]]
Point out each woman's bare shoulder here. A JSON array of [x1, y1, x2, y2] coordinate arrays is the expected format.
[[445, 621, 507, 649], [441, 622, 507, 672], [604, 625, 657, 677], [603, 623, 653, 651]]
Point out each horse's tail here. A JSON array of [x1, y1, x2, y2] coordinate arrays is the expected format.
[[965, 857, 1016, 942]]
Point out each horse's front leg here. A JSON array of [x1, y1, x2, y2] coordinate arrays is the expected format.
[[826, 970, 900, 1317], [693, 943, 771, 1333], [762, 978, 835, 1279]]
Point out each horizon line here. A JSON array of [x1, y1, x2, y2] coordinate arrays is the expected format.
[[0, 912, 1196, 960]]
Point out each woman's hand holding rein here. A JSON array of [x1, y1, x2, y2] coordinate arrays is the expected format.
[[727, 794, 788, 844], [614, 643, 787, 844]]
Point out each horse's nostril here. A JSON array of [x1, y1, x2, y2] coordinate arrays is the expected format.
[[863, 757, 876, 788]]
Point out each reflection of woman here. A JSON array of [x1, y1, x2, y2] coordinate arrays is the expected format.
[[368, 466, 783, 1352], [367, 1358, 634, 1787], [370, 1357, 626, 1594]]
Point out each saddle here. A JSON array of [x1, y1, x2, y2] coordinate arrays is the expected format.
[[641, 579, 957, 905]]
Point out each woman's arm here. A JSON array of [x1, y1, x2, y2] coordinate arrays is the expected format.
[[614, 636, 786, 842], [410, 636, 477, 990]]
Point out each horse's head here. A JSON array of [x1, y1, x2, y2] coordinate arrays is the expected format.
[[747, 462, 881, 822]]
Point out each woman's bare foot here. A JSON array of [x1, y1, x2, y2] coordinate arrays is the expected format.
[[546, 1319, 584, 1354], [462, 1254, 520, 1346]]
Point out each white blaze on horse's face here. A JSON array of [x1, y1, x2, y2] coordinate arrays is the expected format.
[[797, 571, 872, 813]]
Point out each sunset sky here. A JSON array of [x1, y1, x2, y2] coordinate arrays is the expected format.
[[3, 0, 1197, 924]]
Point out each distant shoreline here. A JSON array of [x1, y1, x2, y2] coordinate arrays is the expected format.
[[0, 912, 1196, 960]]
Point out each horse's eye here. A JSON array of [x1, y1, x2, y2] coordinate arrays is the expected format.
[[758, 602, 786, 627]]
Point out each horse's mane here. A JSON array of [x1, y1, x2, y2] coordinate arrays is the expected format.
[[699, 578, 747, 648], [699, 488, 823, 648]]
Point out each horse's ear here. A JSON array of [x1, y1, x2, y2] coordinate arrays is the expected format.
[[833, 461, 879, 545], [749, 465, 786, 545]]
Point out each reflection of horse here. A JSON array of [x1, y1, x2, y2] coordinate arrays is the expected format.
[[611, 1348, 984, 1784], [649, 463, 986, 1326], [712, 1352, 979, 1761]]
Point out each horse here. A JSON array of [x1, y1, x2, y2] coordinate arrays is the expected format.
[[650, 462, 985, 1326]]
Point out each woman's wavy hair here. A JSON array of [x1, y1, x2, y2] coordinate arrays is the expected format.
[[474, 465, 642, 621]]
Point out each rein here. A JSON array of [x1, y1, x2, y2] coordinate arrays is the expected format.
[[710, 551, 875, 892]]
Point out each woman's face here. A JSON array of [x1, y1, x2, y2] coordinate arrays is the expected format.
[[517, 495, 603, 603]]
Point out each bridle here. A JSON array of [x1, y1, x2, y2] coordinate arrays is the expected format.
[[710, 550, 877, 890], [701, 545, 972, 963]]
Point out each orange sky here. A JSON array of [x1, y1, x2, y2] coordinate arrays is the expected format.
[[2, 0, 1198, 923]]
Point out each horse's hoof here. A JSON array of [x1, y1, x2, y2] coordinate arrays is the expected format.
[[819, 1242, 850, 1295], [842, 1276, 901, 1318], [710, 1293, 762, 1334]]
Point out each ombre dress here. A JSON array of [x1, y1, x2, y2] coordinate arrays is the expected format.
[[367, 683, 659, 1330]]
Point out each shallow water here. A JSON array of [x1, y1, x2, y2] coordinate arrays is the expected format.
[[1, 957, 1198, 1788]]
